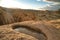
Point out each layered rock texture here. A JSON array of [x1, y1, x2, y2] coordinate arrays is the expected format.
[[0, 6, 60, 40]]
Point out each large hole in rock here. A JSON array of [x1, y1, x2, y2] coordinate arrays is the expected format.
[[12, 25, 47, 40]]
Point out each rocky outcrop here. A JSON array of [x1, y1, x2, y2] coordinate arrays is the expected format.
[[0, 6, 60, 40], [0, 6, 14, 25], [0, 21, 60, 40]]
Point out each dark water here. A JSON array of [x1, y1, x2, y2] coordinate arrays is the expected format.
[[14, 27, 47, 40]]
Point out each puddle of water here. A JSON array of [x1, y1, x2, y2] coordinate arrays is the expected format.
[[14, 27, 47, 40]]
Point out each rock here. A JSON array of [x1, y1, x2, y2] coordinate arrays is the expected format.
[[0, 21, 60, 40], [0, 6, 15, 25]]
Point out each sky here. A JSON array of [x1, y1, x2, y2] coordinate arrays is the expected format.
[[0, 0, 60, 10]]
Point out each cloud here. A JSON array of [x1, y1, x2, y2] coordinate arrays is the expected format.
[[0, 0, 60, 10], [0, 0, 37, 9], [36, 0, 41, 1], [44, 0, 60, 2], [38, 0, 60, 10], [43, 0, 60, 3], [40, 3, 60, 10]]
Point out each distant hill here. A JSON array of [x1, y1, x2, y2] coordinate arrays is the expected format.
[[0, 6, 60, 25], [7, 7, 60, 21]]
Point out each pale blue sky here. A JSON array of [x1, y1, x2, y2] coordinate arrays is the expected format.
[[0, 0, 60, 10], [15, 0, 53, 9]]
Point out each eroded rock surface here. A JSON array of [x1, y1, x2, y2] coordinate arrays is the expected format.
[[0, 21, 60, 40]]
